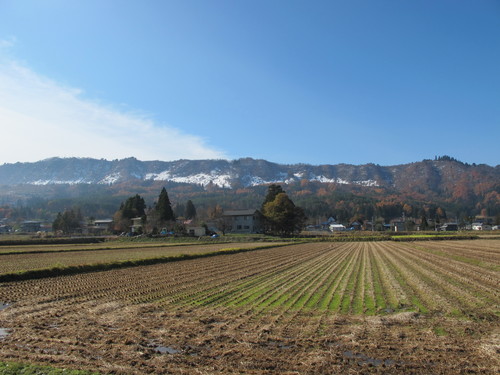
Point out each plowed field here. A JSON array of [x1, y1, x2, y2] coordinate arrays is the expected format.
[[0, 240, 498, 374], [0, 241, 284, 275]]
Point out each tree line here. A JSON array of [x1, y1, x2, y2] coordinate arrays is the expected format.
[[1, 173, 497, 233], [111, 188, 198, 235], [49, 184, 306, 236]]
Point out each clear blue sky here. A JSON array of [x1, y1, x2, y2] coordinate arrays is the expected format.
[[0, 0, 498, 166]]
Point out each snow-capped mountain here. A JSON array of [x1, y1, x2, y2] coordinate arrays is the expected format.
[[0, 157, 389, 188], [0, 157, 497, 194]]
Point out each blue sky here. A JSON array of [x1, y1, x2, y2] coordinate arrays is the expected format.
[[0, 0, 498, 166]]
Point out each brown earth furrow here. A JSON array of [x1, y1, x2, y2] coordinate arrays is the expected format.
[[396, 242, 499, 306], [383, 243, 468, 312], [0, 240, 498, 374]]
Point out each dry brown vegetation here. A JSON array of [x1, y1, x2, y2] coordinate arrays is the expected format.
[[0, 241, 284, 276], [0, 239, 498, 374]]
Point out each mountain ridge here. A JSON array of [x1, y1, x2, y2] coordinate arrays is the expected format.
[[2, 156, 496, 190], [0, 156, 498, 221]]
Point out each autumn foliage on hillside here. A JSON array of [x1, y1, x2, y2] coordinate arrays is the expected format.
[[0, 158, 498, 226]]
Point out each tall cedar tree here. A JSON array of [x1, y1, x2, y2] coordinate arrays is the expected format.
[[156, 187, 175, 222], [52, 208, 83, 234], [113, 194, 146, 232], [184, 200, 196, 220], [121, 194, 146, 219], [174, 202, 185, 218]]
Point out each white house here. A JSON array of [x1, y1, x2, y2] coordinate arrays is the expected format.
[[330, 224, 346, 232], [87, 219, 113, 234], [130, 217, 143, 233]]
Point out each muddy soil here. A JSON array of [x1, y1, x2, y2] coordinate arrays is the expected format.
[[0, 240, 498, 374], [0, 298, 498, 374]]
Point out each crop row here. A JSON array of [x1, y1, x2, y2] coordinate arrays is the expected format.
[[1, 240, 498, 318], [0, 242, 285, 276]]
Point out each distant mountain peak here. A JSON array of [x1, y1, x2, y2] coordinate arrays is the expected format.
[[0, 157, 497, 194]]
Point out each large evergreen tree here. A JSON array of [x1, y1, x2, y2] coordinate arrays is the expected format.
[[173, 202, 185, 218], [121, 194, 146, 219], [184, 200, 196, 220], [155, 187, 175, 222], [52, 208, 83, 234], [113, 194, 146, 233]]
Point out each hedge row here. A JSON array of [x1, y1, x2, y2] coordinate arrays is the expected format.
[[0, 237, 106, 247]]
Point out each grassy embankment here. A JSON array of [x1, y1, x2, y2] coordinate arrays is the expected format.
[[0, 361, 99, 375]]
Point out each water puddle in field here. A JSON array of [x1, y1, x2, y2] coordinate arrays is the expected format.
[[267, 340, 294, 349], [0, 328, 11, 339], [155, 345, 181, 354], [0, 303, 11, 311], [343, 351, 395, 367], [146, 339, 182, 355]]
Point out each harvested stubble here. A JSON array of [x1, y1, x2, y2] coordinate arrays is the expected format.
[[0, 241, 498, 315], [0, 241, 285, 277], [0, 240, 498, 374]]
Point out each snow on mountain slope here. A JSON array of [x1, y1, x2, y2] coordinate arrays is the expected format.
[[145, 170, 232, 188], [0, 157, 497, 194]]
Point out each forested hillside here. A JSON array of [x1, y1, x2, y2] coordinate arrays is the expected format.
[[0, 156, 498, 225]]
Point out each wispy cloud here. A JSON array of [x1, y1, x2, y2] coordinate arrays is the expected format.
[[0, 36, 16, 49], [0, 57, 228, 164]]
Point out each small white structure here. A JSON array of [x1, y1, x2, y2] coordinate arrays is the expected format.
[[472, 223, 492, 231], [330, 224, 346, 232], [130, 217, 143, 233], [87, 219, 113, 234]]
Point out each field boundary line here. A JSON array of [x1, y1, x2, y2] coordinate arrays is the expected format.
[[0, 242, 302, 283], [0, 240, 264, 256]]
